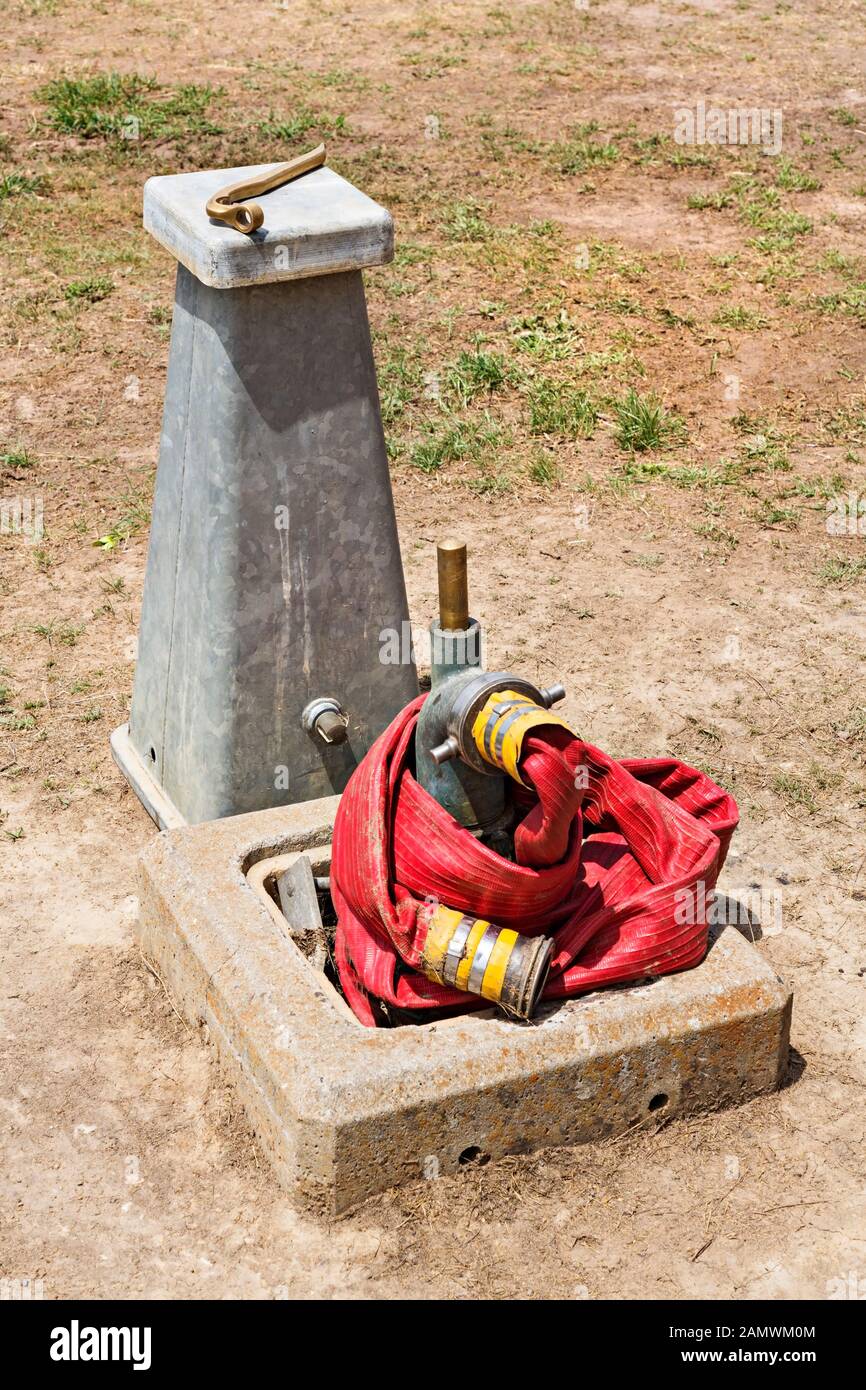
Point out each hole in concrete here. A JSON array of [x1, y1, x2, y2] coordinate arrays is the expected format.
[[458, 1145, 490, 1166], [149, 746, 157, 763], [648, 1092, 669, 1113]]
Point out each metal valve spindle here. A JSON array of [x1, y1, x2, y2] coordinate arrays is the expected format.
[[437, 539, 470, 632], [415, 540, 566, 837]]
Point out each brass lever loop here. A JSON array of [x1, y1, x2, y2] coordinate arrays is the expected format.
[[205, 143, 326, 235]]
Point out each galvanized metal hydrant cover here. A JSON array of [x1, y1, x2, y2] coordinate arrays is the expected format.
[[112, 161, 418, 827]]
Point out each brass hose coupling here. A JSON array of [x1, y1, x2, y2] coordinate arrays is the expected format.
[[206, 143, 326, 234]]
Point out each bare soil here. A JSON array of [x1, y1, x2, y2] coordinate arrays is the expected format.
[[1, 0, 864, 1299]]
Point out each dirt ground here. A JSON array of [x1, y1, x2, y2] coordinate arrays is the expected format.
[[1, 0, 865, 1300]]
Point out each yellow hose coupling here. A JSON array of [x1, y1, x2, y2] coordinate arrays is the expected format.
[[427, 671, 568, 777], [471, 689, 573, 787], [421, 905, 552, 1020]]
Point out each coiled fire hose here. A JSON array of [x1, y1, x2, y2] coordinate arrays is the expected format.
[[331, 694, 738, 1027]]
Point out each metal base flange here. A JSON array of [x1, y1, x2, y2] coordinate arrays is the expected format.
[[110, 723, 186, 832]]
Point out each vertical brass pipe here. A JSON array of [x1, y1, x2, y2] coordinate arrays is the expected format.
[[437, 540, 469, 631]]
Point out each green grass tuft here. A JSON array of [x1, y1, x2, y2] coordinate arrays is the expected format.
[[445, 346, 515, 403], [38, 73, 221, 144], [817, 553, 866, 585], [527, 381, 597, 438], [510, 309, 580, 360], [614, 389, 686, 452], [527, 452, 561, 486], [775, 160, 821, 192], [556, 134, 619, 176], [64, 275, 113, 303], [444, 200, 493, 242], [712, 305, 768, 330], [259, 109, 346, 141], [1, 447, 37, 470], [410, 416, 504, 473], [0, 172, 47, 200]]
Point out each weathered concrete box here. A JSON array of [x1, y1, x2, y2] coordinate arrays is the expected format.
[[137, 798, 793, 1216]]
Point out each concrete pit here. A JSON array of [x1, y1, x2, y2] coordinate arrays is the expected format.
[[137, 795, 792, 1216]]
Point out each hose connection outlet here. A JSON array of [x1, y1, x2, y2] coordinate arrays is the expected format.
[[421, 905, 553, 1021], [428, 672, 570, 787], [471, 688, 573, 786], [302, 697, 349, 746]]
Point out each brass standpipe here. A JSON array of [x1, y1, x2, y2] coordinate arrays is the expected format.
[[436, 539, 470, 632], [414, 541, 501, 841]]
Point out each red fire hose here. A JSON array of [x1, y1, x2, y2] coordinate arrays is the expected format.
[[331, 695, 738, 1027]]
